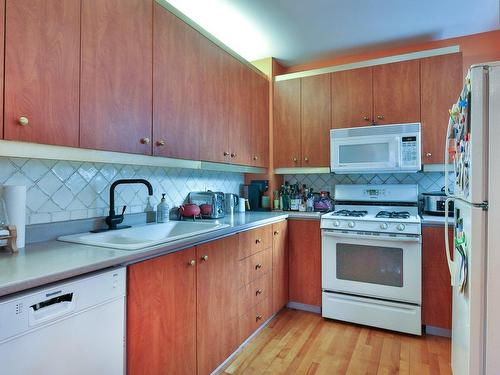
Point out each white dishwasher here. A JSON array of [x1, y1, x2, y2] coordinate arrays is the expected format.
[[0, 267, 126, 375]]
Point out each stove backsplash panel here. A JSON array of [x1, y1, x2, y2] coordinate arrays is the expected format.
[[284, 172, 454, 196], [0, 157, 243, 225]]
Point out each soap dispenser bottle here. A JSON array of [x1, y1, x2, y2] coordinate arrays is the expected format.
[[156, 193, 169, 223]]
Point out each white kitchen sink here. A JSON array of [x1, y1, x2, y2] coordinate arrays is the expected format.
[[58, 221, 229, 250]]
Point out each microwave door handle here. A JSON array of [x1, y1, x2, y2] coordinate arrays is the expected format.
[[322, 230, 420, 243], [444, 198, 456, 285]]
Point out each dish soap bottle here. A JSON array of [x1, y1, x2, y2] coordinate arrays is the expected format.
[[156, 194, 169, 223]]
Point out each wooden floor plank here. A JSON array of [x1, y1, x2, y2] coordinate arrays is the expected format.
[[220, 309, 451, 375]]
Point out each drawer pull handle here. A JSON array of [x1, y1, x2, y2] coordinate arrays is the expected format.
[[256, 315, 263, 322], [256, 238, 262, 244], [201, 255, 208, 262], [19, 116, 29, 126], [273, 230, 279, 236], [140, 137, 150, 144], [256, 289, 263, 296], [377, 114, 384, 120], [255, 263, 262, 270], [188, 259, 196, 266]]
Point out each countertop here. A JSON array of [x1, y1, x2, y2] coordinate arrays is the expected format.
[[0, 212, 288, 298], [276, 211, 324, 220]]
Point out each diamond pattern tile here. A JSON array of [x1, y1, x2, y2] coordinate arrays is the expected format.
[[0, 156, 244, 224]]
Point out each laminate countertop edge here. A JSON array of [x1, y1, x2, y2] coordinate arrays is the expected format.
[[0, 212, 288, 298]]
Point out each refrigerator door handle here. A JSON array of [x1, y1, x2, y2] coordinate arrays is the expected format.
[[444, 197, 456, 285], [444, 113, 455, 197]]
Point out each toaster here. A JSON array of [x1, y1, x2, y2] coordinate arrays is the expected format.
[[188, 191, 225, 219]]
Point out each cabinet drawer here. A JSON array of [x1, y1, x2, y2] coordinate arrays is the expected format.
[[238, 225, 272, 260], [238, 271, 271, 316], [238, 297, 272, 343], [238, 248, 272, 287]]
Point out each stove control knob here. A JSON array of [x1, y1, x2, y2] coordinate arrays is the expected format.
[[347, 221, 355, 228], [396, 223, 406, 231], [380, 223, 388, 230], [333, 220, 340, 227]]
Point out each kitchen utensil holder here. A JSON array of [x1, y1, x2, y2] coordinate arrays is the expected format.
[[0, 225, 18, 253]]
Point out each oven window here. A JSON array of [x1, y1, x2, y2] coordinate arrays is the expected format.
[[339, 143, 389, 163], [336, 243, 403, 287]]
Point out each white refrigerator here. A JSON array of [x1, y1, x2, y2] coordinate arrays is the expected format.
[[444, 62, 500, 375]]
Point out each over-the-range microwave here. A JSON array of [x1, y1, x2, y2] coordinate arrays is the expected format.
[[330, 123, 421, 174]]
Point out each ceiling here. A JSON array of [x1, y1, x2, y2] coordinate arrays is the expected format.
[[166, 0, 500, 66]]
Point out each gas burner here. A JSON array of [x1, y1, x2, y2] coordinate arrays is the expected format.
[[333, 210, 368, 217], [376, 211, 411, 219]]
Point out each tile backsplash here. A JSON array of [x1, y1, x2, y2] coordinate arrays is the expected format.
[[284, 172, 451, 195], [0, 157, 243, 225]]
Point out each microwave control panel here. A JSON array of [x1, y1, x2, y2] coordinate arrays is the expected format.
[[401, 136, 418, 166]]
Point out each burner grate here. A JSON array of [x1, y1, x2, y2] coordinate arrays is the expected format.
[[333, 210, 368, 217], [376, 211, 411, 219]]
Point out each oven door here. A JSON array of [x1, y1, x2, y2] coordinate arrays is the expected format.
[[331, 134, 399, 173], [322, 230, 421, 304]]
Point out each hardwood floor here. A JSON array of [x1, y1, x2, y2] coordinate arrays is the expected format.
[[221, 309, 451, 375]]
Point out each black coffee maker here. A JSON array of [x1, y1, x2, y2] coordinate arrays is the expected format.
[[244, 180, 269, 211]]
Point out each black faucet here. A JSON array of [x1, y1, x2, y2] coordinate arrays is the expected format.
[[105, 179, 154, 230]]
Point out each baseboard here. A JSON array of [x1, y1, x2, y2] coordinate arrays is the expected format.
[[212, 311, 278, 375], [287, 301, 322, 314], [425, 325, 452, 338]]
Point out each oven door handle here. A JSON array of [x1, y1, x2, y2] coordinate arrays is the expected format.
[[322, 230, 421, 243]]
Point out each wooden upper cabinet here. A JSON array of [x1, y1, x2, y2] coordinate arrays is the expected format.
[[301, 74, 331, 167], [80, 0, 152, 155], [127, 247, 197, 375], [421, 53, 463, 164], [4, 0, 80, 146], [199, 40, 230, 163], [288, 219, 322, 307], [372, 60, 421, 125], [331, 67, 373, 128], [274, 79, 301, 168], [422, 226, 453, 329], [196, 236, 239, 375], [153, 3, 201, 160], [251, 72, 270, 167]]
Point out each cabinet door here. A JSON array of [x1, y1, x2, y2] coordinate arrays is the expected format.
[[288, 220, 321, 307], [127, 247, 197, 375], [301, 74, 331, 167], [80, 0, 152, 154], [273, 79, 301, 168], [197, 235, 239, 375], [331, 67, 373, 128], [272, 220, 289, 313], [228, 59, 252, 165], [421, 53, 463, 164], [251, 71, 270, 167], [152, 3, 201, 160], [4, 0, 80, 146], [373, 60, 420, 125], [422, 226, 453, 329], [199, 40, 230, 163]]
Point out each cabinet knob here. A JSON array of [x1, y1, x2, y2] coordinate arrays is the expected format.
[[376, 115, 384, 120], [230, 152, 237, 158], [156, 140, 166, 146], [425, 152, 432, 157], [363, 116, 370, 122], [292, 157, 298, 163], [256, 315, 263, 322], [18, 116, 29, 126], [255, 263, 262, 270], [256, 289, 263, 296], [304, 157, 309, 162], [201, 255, 208, 262], [140, 137, 150, 144], [253, 155, 259, 161], [223, 151, 230, 156], [273, 230, 279, 236], [255, 238, 262, 244], [188, 259, 196, 266]]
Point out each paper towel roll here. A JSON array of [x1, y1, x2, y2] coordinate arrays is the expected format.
[[3, 185, 26, 248]]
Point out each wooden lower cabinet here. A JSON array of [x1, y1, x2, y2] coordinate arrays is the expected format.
[[288, 219, 322, 307], [422, 225, 453, 329], [272, 220, 289, 313], [197, 235, 240, 375], [127, 247, 197, 375]]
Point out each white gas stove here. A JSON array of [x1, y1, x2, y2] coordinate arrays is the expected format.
[[321, 184, 422, 335]]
